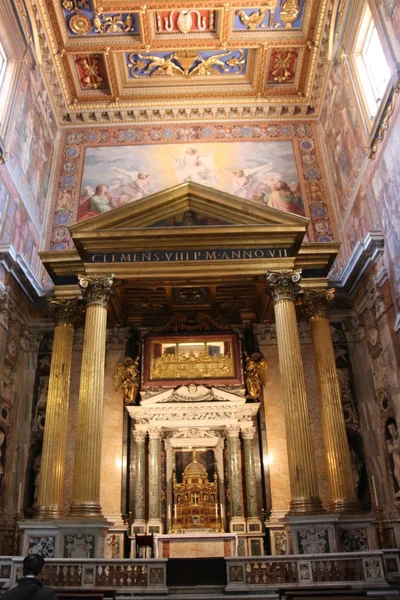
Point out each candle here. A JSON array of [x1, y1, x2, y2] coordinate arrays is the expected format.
[[17, 483, 22, 515], [371, 475, 379, 507], [215, 503, 218, 522], [174, 505, 177, 520], [168, 505, 171, 522], [220, 503, 224, 521]]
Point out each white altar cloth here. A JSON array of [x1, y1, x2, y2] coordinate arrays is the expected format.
[[155, 532, 238, 558]]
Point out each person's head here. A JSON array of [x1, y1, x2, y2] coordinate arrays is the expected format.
[[186, 148, 197, 155], [95, 184, 107, 195], [23, 554, 45, 577], [289, 182, 299, 194], [233, 170, 244, 177]]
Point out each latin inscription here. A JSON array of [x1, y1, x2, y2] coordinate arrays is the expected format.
[[89, 248, 290, 263]]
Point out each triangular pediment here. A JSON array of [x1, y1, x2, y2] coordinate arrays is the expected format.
[[139, 385, 246, 406], [69, 182, 309, 234]]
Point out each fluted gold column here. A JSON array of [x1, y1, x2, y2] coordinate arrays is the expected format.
[[69, 275, 114, 519], [265, 271, 323, 515], [36, 299, 81, 519], [304, 290, 359, 512]]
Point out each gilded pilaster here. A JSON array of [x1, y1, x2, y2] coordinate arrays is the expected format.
[[134, 429, 147, 521], [242, 426, 258, 518], [36, 299, 81, 520], [304, 290, 359, 512], [265, 270, 323, 515], [148, 427, 162, 521], [227, 426, 244, 518], [69, 275, 114, 519]]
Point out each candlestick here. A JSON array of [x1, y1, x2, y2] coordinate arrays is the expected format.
[[371, 475, 379, 507]]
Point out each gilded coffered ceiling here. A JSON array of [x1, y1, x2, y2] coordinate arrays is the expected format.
[[31, 0, 334, 124]]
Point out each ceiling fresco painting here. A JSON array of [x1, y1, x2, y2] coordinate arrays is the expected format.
[[47, 120, 336, 255], [32, 0, 334, 124]]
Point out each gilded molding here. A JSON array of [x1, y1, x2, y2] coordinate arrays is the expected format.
[[78, 274, 114, 307], [265, 269, 302, 302]]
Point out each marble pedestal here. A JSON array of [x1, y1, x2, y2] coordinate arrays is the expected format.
[[283, 515, 339, 554], [19, 520, 111, 558], [155, 532, 238, 558]]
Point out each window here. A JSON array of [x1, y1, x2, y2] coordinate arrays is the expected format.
[[353, 5, 391, 121]]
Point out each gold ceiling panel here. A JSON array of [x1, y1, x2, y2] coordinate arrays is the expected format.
[[32, 0, 334, 123]]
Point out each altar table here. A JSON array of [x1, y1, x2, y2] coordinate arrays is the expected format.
[[155, 532, 238, 558]]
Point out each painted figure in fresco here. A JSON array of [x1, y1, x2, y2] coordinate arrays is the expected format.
[[264, 180, 305, 216], [222, 163, 281, 201], [89, 184, 116, 213], [244, 351, 267, 400], [108, 167, 153, 201], [171, 147, 216, 185], [387, 422, 400, 492]]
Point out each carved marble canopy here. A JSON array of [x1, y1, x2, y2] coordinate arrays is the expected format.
[[127, 384, 259, 434]]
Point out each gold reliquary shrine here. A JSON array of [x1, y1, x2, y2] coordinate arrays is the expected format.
[[143, 333, 242, 388], [171, 452, 223, 533]]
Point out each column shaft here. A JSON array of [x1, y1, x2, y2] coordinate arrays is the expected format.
[[37, 300, 79, 519], [243, 434, 258, 518], [149, 433, 161, 520], [134, 432, 146, 521], [308, 294, 359, 512], [228, 431, 243, 518], [69, 275, 113, 518], [266, 271, 323, 515]]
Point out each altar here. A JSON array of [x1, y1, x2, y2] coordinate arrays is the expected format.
[[155, 532, 238, 558]]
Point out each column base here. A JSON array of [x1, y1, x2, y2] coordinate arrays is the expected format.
[[68, 502, 104, 520], [288, 496, 325, 516], [147, 518, 163, 535], [329, 497, 362, 513], [35, 505, 64, 520]]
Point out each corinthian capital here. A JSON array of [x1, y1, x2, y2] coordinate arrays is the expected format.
[[79, 274, 114, 308], [300, 289, 335, 321], [48, 298, 84, 327], [265, 270, 302, 302]]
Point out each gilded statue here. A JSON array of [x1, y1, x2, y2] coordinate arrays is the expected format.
[[244, 351, 267, 400], [236, 1, 278, 29], [114, 357, 140, 405]]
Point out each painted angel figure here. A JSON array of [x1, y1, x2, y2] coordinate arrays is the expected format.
[[244, 351, 268, 400], [114, 357, 140, 406], [170, 147, 216, 186], [108, 167, 153, 201], [221, 163, 281, 201]]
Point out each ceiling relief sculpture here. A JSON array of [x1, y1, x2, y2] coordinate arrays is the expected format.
[[33, 0, 334, 124]]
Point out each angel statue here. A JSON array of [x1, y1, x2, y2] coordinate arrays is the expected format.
[[114, 357, 140, 406], [244, 351, 267, 400]]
